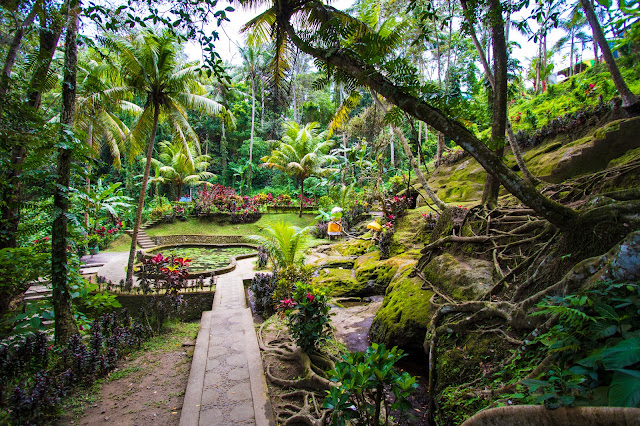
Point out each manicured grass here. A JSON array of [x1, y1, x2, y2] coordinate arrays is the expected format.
[[104, 234, 132, 252], [145, 213, 317, 237]]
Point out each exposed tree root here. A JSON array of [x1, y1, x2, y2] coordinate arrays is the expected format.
[[258, 319, 334, 425]]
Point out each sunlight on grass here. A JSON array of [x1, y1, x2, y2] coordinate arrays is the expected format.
[[105, 234, 132, 252], [145, 213, 317, 237]]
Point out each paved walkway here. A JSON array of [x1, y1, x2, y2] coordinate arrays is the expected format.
[[81, 251, 129, 284], [180, 258, 274, 426]]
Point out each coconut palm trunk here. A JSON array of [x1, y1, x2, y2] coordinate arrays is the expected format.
[[299, 178, 305, 218], [126, 104, 160, 285]]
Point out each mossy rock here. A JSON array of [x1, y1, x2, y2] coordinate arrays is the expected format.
[[312, 268, 368, 297], [333, 239, 373, 256], [608, 146, 640, 167], [369, 263, 434, 351], [434, 332, 504, 394], [353, 252, 414, 294], [308, 255, 356, 270], [395, 209, 430, 248], [422, 253, 493, 300]]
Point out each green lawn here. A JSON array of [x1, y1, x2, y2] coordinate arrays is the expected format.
[[145, 213, 317, 237], [106, 213, 325, 252]]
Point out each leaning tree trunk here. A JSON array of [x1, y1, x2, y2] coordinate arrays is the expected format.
[[370, 89, 447, 211], [52, 2, 80, 345], [126, 104, 160, 286], [284, 20, 578, 229], [0, 0, 40, 101], [580, 0, 640, 112]]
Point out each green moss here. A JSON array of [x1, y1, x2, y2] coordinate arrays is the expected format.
[[422, 253, 493, 301], [308, 256, 356, 270], [352, 252, 413, 294], [333, 239, 372, 256], [312, 268, 362, 296], [369, 264, 433, 351], [608, 147, 640, 167]]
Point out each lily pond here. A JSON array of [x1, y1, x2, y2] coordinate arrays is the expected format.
[[148, 245, 256, 273]]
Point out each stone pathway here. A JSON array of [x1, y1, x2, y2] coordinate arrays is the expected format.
[[80, 251, 129, 284], [180, 258, 274, 426]]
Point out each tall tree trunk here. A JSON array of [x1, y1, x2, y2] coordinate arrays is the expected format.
[[0, 0, 40, 102], [220, 121, 227, 185], [435, 132, 445, 166], [460, 0, 538, 184], [284, 22, 578, 229], [299, 178, 304, 218], [261, 78, 265, 128], [126, 104, 160, 286], [570, 32, 575, 77], [0, 4, 63, 250], [52, 2, 80, 345], [580, 0, 640, 111], [390, 131, 395, 167], [482, 0, 509, 209], [248, 77, 255, 190], [84, 122, 93, 231]]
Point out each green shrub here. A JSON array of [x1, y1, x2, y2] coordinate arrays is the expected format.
[[278, 283, 331, 353], [324, 343, 418, 425]]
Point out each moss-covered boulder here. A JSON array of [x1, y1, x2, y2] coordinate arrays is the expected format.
[[353, 252, 414, 294], [423, 253, 493, 300], [369, 262, 434, 351], [312, 268, 363, 296], [308, 255, 356, 270], [333, 239, 373, 256]]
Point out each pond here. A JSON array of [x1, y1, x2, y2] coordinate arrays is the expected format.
[[146, 244, 256, 274]]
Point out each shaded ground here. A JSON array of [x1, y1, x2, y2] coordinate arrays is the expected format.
[[62, 322, 199, 425]]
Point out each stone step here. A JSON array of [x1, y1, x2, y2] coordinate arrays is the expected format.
[[24, 293, 51, 302], [81, 262, 105, 269], [81, 266, 103, 275]]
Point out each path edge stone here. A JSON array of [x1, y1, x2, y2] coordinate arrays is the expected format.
[[180, 310, 212, 426], [242, 309, 276, 426]]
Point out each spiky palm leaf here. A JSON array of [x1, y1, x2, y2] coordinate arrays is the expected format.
[[247, 220, 310, 268]]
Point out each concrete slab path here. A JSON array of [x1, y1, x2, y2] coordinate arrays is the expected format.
[[180, 258, 274, 426], [81, 251, 129, 284]]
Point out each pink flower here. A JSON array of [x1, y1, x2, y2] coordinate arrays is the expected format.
[[43, 237, 50, 241], [33, 239, 38, 244], [306, 293, 315, 303]]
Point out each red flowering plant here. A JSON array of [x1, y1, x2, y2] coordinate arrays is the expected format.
[[138, 253, 191, 295], [421, 212, 440, 230], [279, 283, 331, 353], [384, 195, 412, 222]]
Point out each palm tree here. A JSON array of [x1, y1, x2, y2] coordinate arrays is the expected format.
[[261, 121, 336, 217], [112, 29, 224, 284], [149, 140, 215, 200], [247, 220, 310, 269], [239, 45, 263, 190], [75, 58, 142, 229]]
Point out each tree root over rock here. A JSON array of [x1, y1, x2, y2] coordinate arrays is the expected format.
[[257, 320, 334, 425], [421, 200, 640, 422]]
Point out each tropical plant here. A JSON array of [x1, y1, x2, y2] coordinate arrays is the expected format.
[[111, 29, 224, 285], [247, 220, 310, 269], [261, 121, 336, 217], [75, 180, 132, 230], [278, 283, 331, 353], [149, 140, 215, 200], [324, 343, 418, 425]]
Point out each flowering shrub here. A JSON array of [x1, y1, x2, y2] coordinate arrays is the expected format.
[[421, 212, 440, 230], [278, 283, 331, 353], [385, 195, 411, 220], [311, 221, 328, 239], [379, 221, 395, 259], [343, 200, 369, 230], [136, 253, 190, 332], [298, 194, 316, 208], [88, 221, 124, 250], [274, 194, 292, 207], [194, 185, 262, 223]]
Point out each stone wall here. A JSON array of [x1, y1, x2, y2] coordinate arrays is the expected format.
[[116, 292, 214, 322]]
